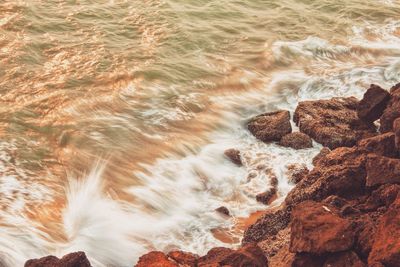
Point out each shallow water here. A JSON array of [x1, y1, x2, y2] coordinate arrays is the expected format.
[[0, 0, 400, 266]]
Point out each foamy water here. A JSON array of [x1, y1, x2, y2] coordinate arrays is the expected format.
[[0, 0, 400, 266]]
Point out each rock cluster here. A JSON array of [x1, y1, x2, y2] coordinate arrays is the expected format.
[[25, 83, 400, 267]]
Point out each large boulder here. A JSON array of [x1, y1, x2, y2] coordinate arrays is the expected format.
[[294, 97, 376, 149], [290, 201, 355, 254], [25, 252, 91, 267], [366, 154, 400, 187], [198, 244, 268, 267], [357, 84, 391, 122], [368, 195, 400, 266], [394, 118, 400, 153], [357, 132, 397, 158], [285, 147, 367, 206], [380, 83, 400, 133], [279, 132, 313, 149], [248, 110, 292, 142]]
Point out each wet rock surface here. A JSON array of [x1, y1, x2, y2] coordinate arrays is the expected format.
[[25, 252, 91, 267], [248, 110, 292, 142], [294, 97, 377, 149], [224, 148, 242, 166], [279, 132, 313, 150], [357, 84, 390, 123]]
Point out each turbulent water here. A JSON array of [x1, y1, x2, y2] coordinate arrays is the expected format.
[[1, 0, 400, 266]]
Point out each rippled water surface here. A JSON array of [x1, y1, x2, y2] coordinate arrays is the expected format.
[[0, 0, 400, 266]]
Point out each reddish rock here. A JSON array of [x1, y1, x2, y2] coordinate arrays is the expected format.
[[167, 251, 198, 267], [357, 84, 390, 122], [220, 244, 268, 267], [358, 132, 397, 158], [25, 252, 91, 267], [369, 195, 400, 266], [256, 188, 277, 205], [361, 184, 400, 212], [224, 149, 242, 166], [279, 132, 313, 149], [285, 147, 367, 206], [366, 154, 400, 187], [286, 164, 309, 184], [215, 206, 230, 216], [266, 243, 295, 267], [136, 251, 178, 267], [258, 227, 291, 258], [380, 83, 400, 133], [312, 147, 331, 166], [394, 118, 400, 152], [323, 251, 366, 267], [198, 244, 268, 267], [294, 97, 376, 149], [243, 207, 291, 244], [292, 253, 326, 267], [354, 215, 377, 259], [248, 110, 292, 142], [290, 201, 355, 254]]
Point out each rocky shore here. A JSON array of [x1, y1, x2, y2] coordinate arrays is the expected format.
[[25, 83, 400, 267]]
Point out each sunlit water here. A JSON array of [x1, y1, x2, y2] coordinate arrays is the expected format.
[[0, 0, 400, 266]]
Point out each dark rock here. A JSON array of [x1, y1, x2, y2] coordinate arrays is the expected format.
[[285, 147, 367, 206], [361, 184, 400, 212], [380, 83, 400, 133], [243, 207, 291, 244], [198, 247, 232, 266], [294, 97, 376, 149], [323, 251, 366, 267], [248, 110, 292, 142], [224, 149, 242, 166], [312, 147, 331, 166], [290, 201, 355, 254], [357, 84, 390, 122], [394, 118, 400, 153], [279, 132, 313, 149], [357, 132, 397, 158], [354, 214, 377, 259], [366, 154, 400, 187], [25, 252, 91, 267], [256, 188, 277, 205], [136, 251, 178, 267], [215, 206, 230, 216], [368, 195, 400, 266], [167, 251, 198, 267]]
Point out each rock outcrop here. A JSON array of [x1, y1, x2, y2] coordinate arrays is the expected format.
[[25, 252, 91, 267], [357, 84, 390, 122], [366, 154, 400, 187], [294, 97, 376, 149], [380, 83, 400, 133], [248, 110, 292, 142], [279, 132, 313, 149]]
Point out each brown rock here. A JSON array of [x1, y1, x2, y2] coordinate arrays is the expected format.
[[312, 147, 331, 166], [215, 206, 230, 216], [292, 253, 326, 267], [198, 247, 232, 267], [267, 243, 295, 267], [369, 195, 400, 266], [279, 132, 313, 149], [248, 110, 292, 142], [224, 149, 242, 166], [361, 184, 400, 212], [394, 118, 400, 152], [242, 207, 291, 244], [323, 251, 366, 267], [136, 251, 178, 267], [286, 164, 309, 184], [167, 251, 198, 267], [285, 147, 367, 206], [357, 84, 390, 122], [256, 188, 277, 205], [358, 132, 398, 158], [290, 201, 355, 254], [25, 252, 91, 267], [366, 154, 400, 187], [258, 227, 291, 258], [380, 83, 400, 133], [294, 97, 376, 149], [354, 214, 377, 259]]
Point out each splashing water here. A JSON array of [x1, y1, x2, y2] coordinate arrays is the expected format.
[[0, 0, 400, 266]]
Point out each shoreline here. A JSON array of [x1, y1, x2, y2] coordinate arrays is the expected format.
[[25, 82, 400, 267]]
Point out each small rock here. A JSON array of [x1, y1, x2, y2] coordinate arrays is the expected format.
[[279, 132, 313, 149], [224, 149, 242, 166], [290, 201, 355, 254], [358, 132, 397, 158], [256, 188, 277, 205], [357, 84, 391, 122], [215, 206, 230, 216], [366, 154, 400, 187], [294, 97, 376, 149], [248, 110, 292, 142]]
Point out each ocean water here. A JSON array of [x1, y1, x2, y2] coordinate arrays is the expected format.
[[0, 0, 400, 266]]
